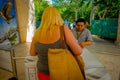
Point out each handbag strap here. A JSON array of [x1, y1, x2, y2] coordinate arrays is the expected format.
[[60, 25, 73, 53], [60, 25, 86, 80], [60, 24, 66, 49]]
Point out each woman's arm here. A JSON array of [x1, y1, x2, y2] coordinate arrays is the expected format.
[[64, 25, 82, 56], [30, 37, 37, 56]]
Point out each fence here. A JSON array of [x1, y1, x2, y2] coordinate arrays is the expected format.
[[91, 19, 118, 39]]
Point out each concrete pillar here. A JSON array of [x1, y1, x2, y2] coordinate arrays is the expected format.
[[26, 0, 36, 42], [14, 0, 29, 42]]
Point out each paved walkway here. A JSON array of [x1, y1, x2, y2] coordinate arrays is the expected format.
[[86, 35, 120, 80]]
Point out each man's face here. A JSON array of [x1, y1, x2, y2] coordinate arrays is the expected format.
[[76, 22, 85, 32]]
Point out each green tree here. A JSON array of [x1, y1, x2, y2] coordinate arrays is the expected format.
[[93, 0, 119, 19], [34, 0, 49, 21], [78, 0, 91, 22], [52, 0, 85, 22]]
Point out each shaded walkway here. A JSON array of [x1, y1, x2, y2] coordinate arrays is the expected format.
[[86, 35, 120, 80], [87, 35, 120, 56]]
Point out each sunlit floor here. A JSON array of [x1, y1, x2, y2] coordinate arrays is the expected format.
[[0, 35, 120, 80]]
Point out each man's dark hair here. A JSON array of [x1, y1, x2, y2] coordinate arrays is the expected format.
[[76, 18, 86, 24]]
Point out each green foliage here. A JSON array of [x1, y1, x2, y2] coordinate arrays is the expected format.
[[34, 0, 119, 23], [94, 0, 119, 19], [78, 0, 92, 22], [8, 33, 17, 46], [52, 0, 86, 22], [34, 0, 49, 21]]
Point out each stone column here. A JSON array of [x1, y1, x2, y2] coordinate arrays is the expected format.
[[14, 0, 29, 42], [26, 0, 36, 42]]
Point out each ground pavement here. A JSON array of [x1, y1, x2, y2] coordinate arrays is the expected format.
[[85, 35, 120, 80]]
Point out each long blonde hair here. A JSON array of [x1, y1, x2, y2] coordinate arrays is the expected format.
[[35, 6, 63, 39]]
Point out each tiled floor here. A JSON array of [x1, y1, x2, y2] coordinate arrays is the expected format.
[[0, 35, 120, 80]]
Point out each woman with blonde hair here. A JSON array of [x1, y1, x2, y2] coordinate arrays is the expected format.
[[30, 6, 82, 80]]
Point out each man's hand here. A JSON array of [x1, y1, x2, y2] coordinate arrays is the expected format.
[[79, 41, 92, 48], [79, 42, 85, 48]]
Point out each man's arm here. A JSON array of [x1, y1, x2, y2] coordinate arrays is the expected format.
[[79, 40, 92, 48]]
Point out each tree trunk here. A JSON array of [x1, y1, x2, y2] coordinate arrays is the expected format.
[[102, 8, 107, 19], [98, 8, 107, 19], [90, 2, 94, 25], [75, 9, 78, 21], [82, 6, 84, 18], [116, 11, 120, 45]]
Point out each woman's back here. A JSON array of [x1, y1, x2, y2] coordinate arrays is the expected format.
[[35, 40, 61, 75], [38, 25, 60, 44], [29, 6, 82, 80], [35, 25, 61, 75]]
